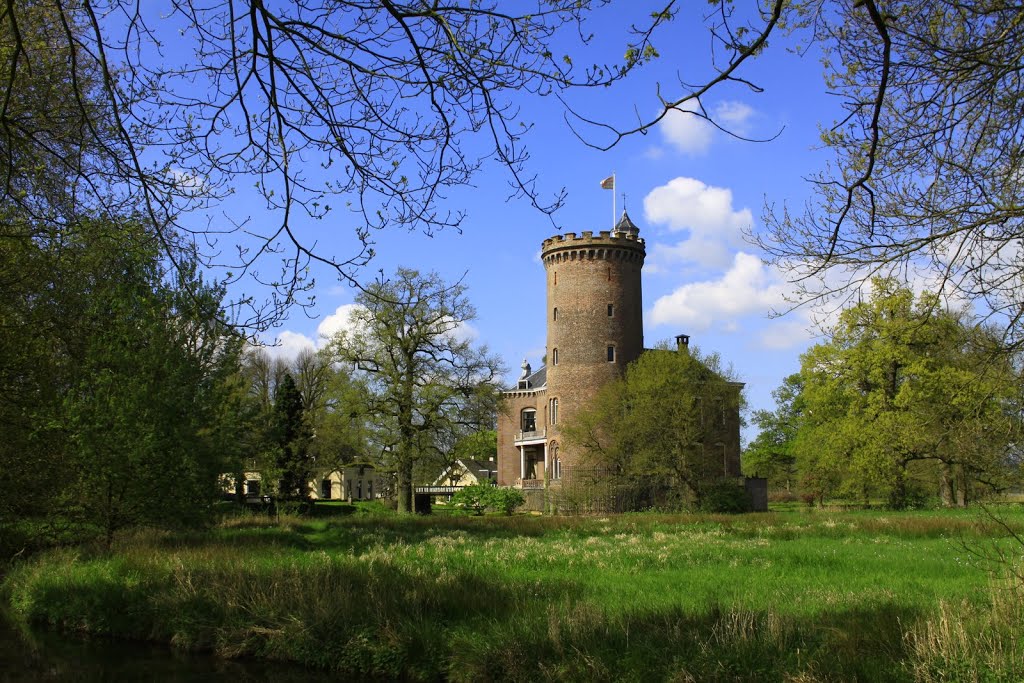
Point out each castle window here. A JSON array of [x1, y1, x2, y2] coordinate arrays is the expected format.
[[607, 345, 616, 362], [554, 272, 557, 285], [552, 348, 558, 365], [551, 442, 561, 480], [549, 398, 558, 425], [607, 303, 614, 317], [553, 307, 558, 321], [521, 409, 537, 433]]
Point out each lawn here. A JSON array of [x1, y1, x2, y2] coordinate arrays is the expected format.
[[4, 505, 1024, 681]]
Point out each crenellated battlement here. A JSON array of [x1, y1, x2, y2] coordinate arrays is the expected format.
[[541, 229, 645, 266]]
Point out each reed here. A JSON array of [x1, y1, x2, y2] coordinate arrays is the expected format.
[[5, 507, 1023, 681]]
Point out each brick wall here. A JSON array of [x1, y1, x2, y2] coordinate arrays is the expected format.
[[542, 231, 645, 476]]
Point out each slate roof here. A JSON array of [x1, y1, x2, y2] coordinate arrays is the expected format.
[[505, 364, 546, 392], [615, 209, 640, 236], [461, 458, 499, 481]]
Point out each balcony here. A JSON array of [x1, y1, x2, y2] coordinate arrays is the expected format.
[[515, 478, 545, 490], [514, 428, 547, 445]]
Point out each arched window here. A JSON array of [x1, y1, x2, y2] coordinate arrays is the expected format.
[[550, 442, 561, 480], [549, 397, 558, 424]]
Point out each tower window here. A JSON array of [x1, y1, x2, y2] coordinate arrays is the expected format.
[[549, 397, 559, 424], [554, 272, 558, 285], [553, 307, 557, 321], [607, 345, 616, 362], [607, 304, 614, 317], [552, 348, 558, 365]]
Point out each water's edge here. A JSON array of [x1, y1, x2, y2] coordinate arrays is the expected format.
[[0, 610, 313, 682]]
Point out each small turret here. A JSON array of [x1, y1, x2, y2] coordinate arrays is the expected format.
[[614, 209, 640, 237], [517, 358, 533, 389]]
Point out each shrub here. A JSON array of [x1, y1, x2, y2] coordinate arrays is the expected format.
[[451, 484, 492, 515], [697, 481, 750, 514], [488, 488, 525, 516], [450, 484, 525, 516]]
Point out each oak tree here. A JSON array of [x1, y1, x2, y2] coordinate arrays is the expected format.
[[793, 279, 1022, 507], [328, 268, 502, 513], [563, 341, 744, 509]]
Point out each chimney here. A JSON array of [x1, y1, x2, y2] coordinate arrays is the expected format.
[[675, 334, 690, 353]]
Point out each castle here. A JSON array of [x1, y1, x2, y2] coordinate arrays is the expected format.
[[495, 211, 744, 499]]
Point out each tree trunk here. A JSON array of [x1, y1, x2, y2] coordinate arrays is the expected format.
[[396, 462, 413, 513], [888, 469, 908, 510], [939, 463, 955, 508], [955, 465, 968, 508]]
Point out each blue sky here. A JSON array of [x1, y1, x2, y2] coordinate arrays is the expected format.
[[180, 4, 847, 438]]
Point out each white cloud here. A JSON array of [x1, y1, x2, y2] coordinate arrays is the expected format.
[[264, 330, 316, 360], [643, 177, 753, 269], [715, 101, 754, 134], [659, 101, 713, 155], [645, 177, 752, 234], [650, 252, 787, 331], [757, 317, 817, 351], [649, 235, 735, 272], [316, 303, 366, 342], [658, 100, 755, 155], [261, 302, 481, 364], [642, 145, 665, 161], [258, 303, 367, 362], [452, 319, 480, 344], [167, 167, 209, 196]]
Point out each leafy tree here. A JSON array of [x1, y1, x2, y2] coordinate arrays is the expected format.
[[562, 341, 744, 509], [454, 430, 498, 464], [3, 217, 245, 548], [0, 1, 659, 329], [743, 373, 804, 492], [0, 1, 128, 230], [269, 373, 313, 502], [307, 363, 372, 473], [328, 268, 503, 513], [0, 217, 68, 538], [794, 279, 1022, 508], [572, 2, 1024, 349]]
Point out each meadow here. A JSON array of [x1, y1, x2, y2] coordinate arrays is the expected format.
[[4, 504, 1024, 681]]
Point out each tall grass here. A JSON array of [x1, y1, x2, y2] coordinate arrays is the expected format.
[[5, 508, 1023, 681]]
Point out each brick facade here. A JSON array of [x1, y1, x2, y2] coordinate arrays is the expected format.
[[496, 212, 745, 500]]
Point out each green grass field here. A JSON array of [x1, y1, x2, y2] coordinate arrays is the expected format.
[[5, 505, 1024, 681]]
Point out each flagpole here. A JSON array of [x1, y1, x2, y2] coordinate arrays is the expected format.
[[612, 172, 616, 230]]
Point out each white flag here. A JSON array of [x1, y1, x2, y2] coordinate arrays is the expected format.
[[600, 175, 614, 190]]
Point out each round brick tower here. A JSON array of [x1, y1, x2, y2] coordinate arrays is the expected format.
[[542, 211, 645, 477]]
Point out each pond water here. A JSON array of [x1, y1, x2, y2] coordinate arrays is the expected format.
[[0, 613, 313, 682]]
